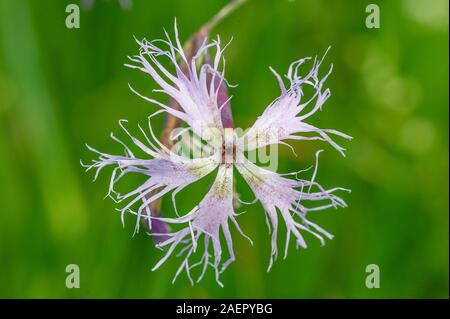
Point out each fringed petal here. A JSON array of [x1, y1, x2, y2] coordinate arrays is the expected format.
[[81, 119, 220, 235], [125, 21, 232, 138], [238, 48, 352, 156], [235, 151, 349, 271], [149, 165, 251, 287]]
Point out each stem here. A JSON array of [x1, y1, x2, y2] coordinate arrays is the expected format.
[[203, 0, 248, 33]]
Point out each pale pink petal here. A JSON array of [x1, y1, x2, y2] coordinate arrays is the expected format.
[[149, 165, 250, 287], [125, 21, 232, 137], [235, 152, 349, 270], [81, 119, 220, 235], [238, 49, 352, 156]]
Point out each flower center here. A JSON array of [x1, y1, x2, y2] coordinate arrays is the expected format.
[[221, 128, 236, 164]]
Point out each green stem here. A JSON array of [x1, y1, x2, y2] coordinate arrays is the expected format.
[[203, 0, 248, 33]]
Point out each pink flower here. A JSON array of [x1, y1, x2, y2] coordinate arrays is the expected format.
[[82, 22, 351, 286]]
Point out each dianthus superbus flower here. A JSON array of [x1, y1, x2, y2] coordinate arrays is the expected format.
[[82, 22, 351, 286]]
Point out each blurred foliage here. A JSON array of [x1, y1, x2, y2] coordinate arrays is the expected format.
[[0, 0, 448, 298]]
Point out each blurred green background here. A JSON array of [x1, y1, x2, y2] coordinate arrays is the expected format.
[[0, 0, 448, 298]]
